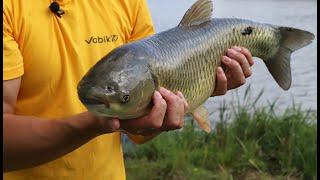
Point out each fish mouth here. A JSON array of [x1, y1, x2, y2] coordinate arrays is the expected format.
[[84, 103, 107, 112], [81, 98, 102, 105], [80, 97, 110, 108], [86, 104, 120, 118], [85, 103, 143, 119]]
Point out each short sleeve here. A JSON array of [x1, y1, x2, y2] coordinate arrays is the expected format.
[[128, 0, 155, 42], [3, 4, 24, 80]]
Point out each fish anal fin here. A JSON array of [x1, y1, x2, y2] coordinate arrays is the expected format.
[[178, 0, 213, 27], [192, 105, 211, 133]]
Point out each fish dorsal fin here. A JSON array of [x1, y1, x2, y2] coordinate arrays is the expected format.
[[178, 0, 213, 27]]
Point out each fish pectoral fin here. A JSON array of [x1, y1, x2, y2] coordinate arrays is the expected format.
[[192, 105, 211, 133], [264, 27, 315, 90], [178, 0, 213, 27]]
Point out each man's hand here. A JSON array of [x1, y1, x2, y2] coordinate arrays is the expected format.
[[118, 87, 188, 136], [213, 46, 254, 96]]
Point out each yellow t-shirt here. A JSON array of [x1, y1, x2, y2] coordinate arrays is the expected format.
[[3, 0, 154, 179]]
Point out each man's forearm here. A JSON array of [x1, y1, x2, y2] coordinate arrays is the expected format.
[[3, 112, 101, 172]]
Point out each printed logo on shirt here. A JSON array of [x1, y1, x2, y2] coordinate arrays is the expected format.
[[85, 35, 118, 44]]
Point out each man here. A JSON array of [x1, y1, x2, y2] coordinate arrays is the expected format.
[[3, 0, 253, 179]]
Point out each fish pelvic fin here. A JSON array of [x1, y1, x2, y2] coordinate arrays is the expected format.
[[178, 0, 213, 27], [265, 27, 315, 90], [192, 105, 211, 133]]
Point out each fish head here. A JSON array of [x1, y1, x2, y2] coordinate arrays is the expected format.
[[78, 46, 156, 119]]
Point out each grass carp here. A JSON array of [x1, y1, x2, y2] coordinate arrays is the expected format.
[[77, 0, 314, 132]]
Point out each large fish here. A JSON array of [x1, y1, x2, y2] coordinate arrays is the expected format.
[[77, 0, 314, 132]]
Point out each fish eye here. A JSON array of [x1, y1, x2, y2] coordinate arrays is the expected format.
[[120, 94, 130, 103]]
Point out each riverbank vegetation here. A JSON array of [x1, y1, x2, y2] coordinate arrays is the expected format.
[[123, 88, 317, 180]]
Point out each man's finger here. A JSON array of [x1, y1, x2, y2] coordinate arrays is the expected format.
[[159, 87, 179, 106], [212, 66, 227, 96], [237, 46, 254, 66], [175, 91, 187, 129], [109, 118, 120, 131], [147, 91, 167, 128], [227, 48, 252, 78], [159, 87, 184, 131], [176, 91, 189, 113], [222, 56, 246, 90]]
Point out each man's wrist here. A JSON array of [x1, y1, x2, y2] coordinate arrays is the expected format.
[[59, 112, 108, 138]]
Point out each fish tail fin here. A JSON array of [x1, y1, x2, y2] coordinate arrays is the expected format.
[[264, 27, 314, 90]]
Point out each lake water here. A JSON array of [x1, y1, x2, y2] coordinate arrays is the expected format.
[[146, 0, 317, 117]]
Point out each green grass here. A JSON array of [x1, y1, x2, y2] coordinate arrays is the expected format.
[[123, 88, 317, 180]]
